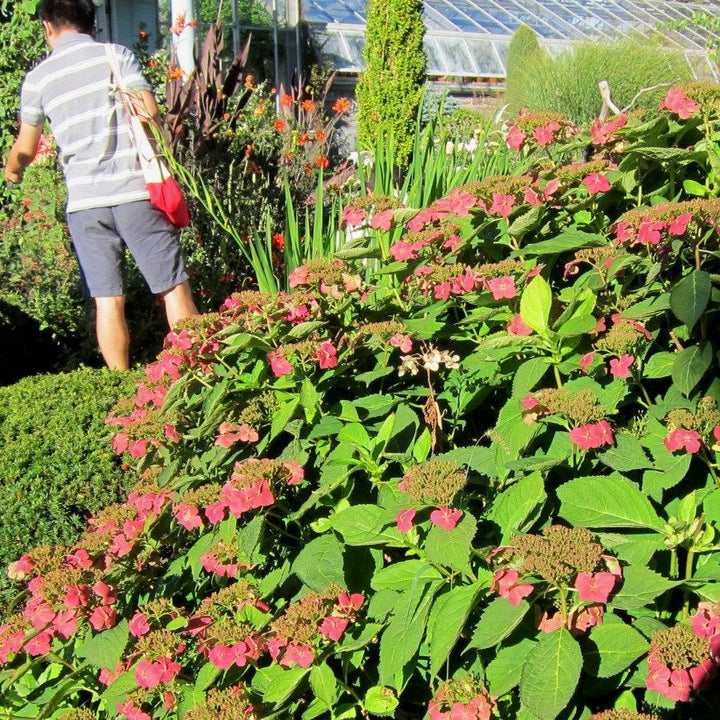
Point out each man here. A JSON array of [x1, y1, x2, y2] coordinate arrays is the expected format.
[[4, 0, 197, 370]]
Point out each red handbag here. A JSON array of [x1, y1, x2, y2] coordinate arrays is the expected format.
[[146, 167, 191, 229]]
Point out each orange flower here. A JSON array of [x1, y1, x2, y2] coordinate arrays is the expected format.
[[280, 94, 294, 107], [244, 74, 254, 89], [148, 59, 158, 68], [223, 112, 231, 120], [301, 99, 316, 112], [332, 97, 351, 114], [315, 130, 326, 142], [138, 30, 148, 39], [274, 119, 287, 132], [315, 156, 329, 168], [297, 132, 310, 146], [272, 233, 285, 250], [168, 66, 183, 80]]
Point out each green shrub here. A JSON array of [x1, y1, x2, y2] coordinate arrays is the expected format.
[[356, 0, 426, 168], [0, 367, 140, 601], [0, 0, 44, 210], [505, 24, 546, 113], [506, 36, 692, 124]]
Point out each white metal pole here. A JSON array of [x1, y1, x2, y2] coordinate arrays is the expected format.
[[171, 0, 196, 77]]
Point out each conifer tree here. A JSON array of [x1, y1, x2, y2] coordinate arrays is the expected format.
[[355, 0, 426, 169]]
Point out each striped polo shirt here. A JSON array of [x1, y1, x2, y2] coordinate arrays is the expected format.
[[21, 32, 151, 213]]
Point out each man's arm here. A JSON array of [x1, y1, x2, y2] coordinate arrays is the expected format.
[[4, 123, 42, 184]]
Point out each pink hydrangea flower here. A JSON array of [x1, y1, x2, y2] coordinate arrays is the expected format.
[[507, 314, 533, 336], [89, 605, 117, 631], [173, 502, 203, 531], [582, 172, 611, 195], [430, 507, 462, 530], [664, 428, 701, 454], [659, 87, 700, 120], [490, 568, 533, 607], [370, 209, 393, 231], [574, 571, 618, 603], [318, 615, 350, 642], [506, 125, 526, 150], [280, 642, 315, 668], [342, 205, 366, 227], [316, 340, 338, 369], [569, 420, 614, 450], [129, 613, 151, 638], [267, 349, 293, 377], [579, 352, 595, 374], [288, 265, 309, 288], [533, 122, 559, 146], [668, 212, 692, 235], [486, 275, 516, 300], [609, 353, 634, 379], [389, 333, 413, 353], [395, 508, 416, 533], [489, 193, 515, 218]]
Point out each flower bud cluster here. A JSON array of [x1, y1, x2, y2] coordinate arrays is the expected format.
[[563, 246, 616, 279], [522, 387, 606, 426], [646, 623, 718, 701], [399, 460, 466, 507], [287, 258, 348, 290], [428, 675, 497, 720], [390, 223, 464, 260], [268, 586, 364, 668], [505, 111, 578, 150], [589, 711, 657, 720], [395, 460, 466, 532], [490, 526, 622, 634], [664, 397, 720, 455], [614, 199, 720, 247], [58, 710, 97, 720], [462, 175, 535, 218], [183, 684, 260, 720]]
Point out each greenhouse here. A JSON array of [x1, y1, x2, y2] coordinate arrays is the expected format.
[[304, 0, 720, 79]]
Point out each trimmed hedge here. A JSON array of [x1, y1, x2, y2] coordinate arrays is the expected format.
[[0, 367, 140, 601]]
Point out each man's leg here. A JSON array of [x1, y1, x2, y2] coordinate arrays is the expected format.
[[113, 202, 197, 331], [67, 208, 127, 370], [95, 295, 130, 370], [161, 280, 198, 328]]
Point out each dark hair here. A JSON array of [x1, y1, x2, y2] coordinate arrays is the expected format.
[[39, 0, 95, 33]]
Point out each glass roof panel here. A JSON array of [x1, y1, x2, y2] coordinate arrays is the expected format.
[[431, 0, 483, 33], [423, 37, 444, 74], [464, 37, 504, 75], [441, 38, 478, 75], [437, 0, 508, 35]]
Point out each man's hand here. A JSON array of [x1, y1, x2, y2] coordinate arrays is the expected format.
[[4, 167, 24, 184], [4, 122, 42, 185]]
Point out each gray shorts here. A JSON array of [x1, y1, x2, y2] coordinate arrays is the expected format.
[[67, 200, 188, 297]]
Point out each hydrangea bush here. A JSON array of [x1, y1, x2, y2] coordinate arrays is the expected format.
[[3, 85, 720, 719]]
